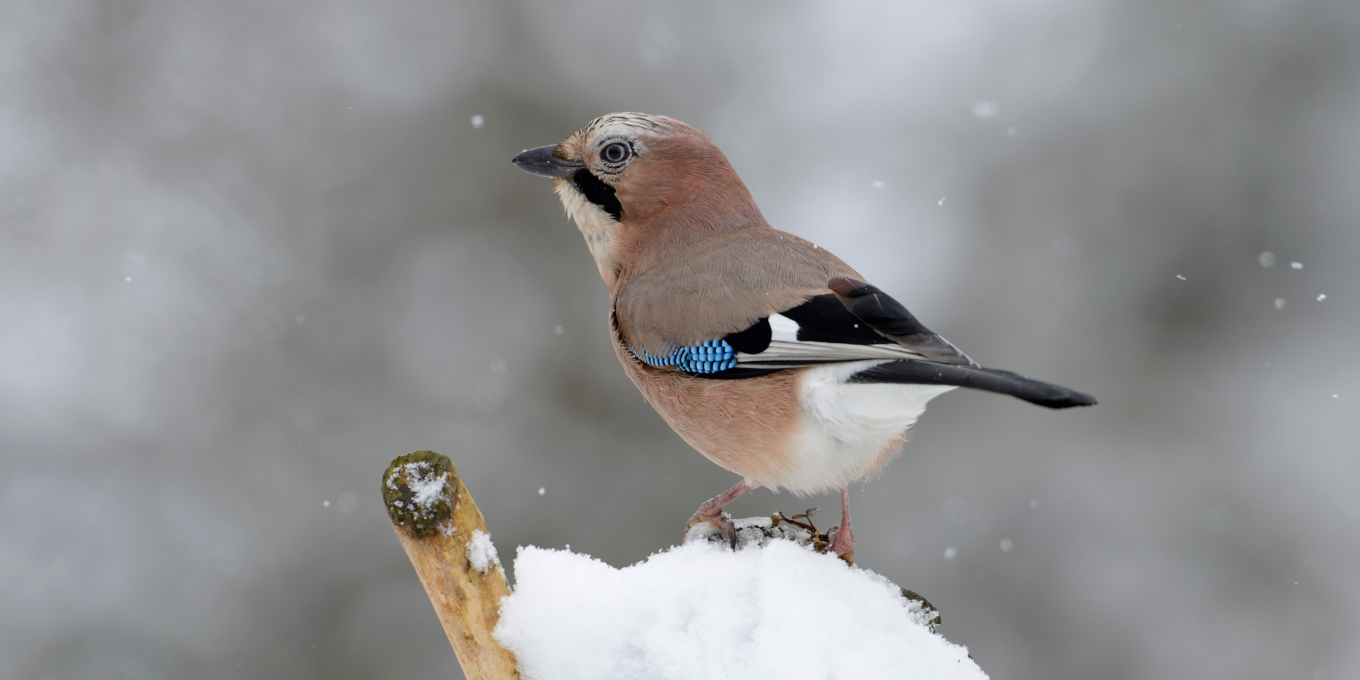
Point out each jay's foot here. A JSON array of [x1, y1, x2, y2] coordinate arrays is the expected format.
[[827, 523, 855, 564], [685, 498, 736, 542], [684, 480, 759, 547], [828, 487, 855, 564]]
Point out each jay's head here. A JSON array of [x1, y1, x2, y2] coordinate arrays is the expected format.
[[512, 113, 766, 266]]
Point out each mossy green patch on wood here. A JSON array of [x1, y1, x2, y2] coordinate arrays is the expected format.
[[382, 450, 458, 537]]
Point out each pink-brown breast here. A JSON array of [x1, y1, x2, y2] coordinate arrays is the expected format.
[[610, 325, 802, 485]]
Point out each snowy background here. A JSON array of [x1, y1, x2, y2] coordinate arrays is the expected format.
[[3, 1, 1358, 679]]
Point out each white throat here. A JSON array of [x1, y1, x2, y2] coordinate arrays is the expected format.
[[556, 183, 622, 286]]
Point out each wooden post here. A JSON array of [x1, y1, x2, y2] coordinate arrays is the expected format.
[[381, 451, 521, 680]]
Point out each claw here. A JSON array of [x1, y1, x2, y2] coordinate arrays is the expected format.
[[685, 480, 758, 548], [686, 511, 737, 547], [828, 524, 854, 564]]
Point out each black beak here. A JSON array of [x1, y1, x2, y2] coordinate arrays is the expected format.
[[511, 145, 583, 179]]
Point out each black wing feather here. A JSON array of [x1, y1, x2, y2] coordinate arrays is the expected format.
[[849, 361, 1098, 409], [722, 317, 772, 353], [827, 277, 977, 367], [776, 296, 886, 345]]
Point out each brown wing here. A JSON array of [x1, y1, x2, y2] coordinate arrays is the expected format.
[[613, 228, 862, 355]]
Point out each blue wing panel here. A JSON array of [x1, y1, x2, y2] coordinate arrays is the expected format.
[[629, 339, 738, 374]]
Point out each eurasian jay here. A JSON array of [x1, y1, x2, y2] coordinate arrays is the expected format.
[[513, 112, 1095, 561]]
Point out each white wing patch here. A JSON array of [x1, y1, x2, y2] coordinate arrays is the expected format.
[[768, 313, 801, 342], [736, 313, 932, 367]]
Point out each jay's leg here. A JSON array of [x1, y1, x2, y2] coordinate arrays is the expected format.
[[828, 486, 855, 564], [686, 479, 760, 541]]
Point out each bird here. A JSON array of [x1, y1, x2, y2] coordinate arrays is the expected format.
[[512, 112, 1095, 562]]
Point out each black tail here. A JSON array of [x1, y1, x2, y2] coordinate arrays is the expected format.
[[849, 360, 1097, 409]]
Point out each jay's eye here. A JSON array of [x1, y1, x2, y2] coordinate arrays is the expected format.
[[601, 142, 631, 164]]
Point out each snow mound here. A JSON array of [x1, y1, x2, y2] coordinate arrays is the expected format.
[[494, 538, 986, 680]]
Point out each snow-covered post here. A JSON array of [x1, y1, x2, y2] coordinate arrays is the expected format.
[[382, 451, 520, 680]]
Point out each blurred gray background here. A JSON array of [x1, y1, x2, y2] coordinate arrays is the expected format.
[[3, 1, 1357, 678]]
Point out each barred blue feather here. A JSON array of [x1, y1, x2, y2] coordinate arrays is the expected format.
[[629, 339, 737, 374]]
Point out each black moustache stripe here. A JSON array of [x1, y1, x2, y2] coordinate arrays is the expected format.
[[571, 169, 623, 221]]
